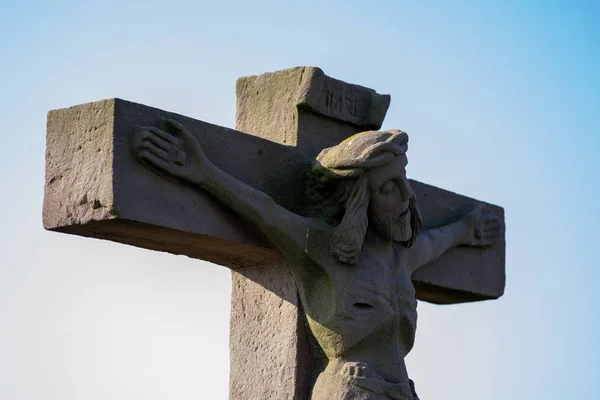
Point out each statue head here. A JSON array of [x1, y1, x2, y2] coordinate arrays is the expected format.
[[310, 130, 423, 264]]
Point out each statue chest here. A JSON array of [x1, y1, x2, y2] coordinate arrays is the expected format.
[[306, 241, 418, 357]]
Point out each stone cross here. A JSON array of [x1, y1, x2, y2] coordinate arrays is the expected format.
[[43, 67, 505, 399]]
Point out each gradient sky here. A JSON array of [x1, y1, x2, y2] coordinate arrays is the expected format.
[[1, 1, 598, 399]]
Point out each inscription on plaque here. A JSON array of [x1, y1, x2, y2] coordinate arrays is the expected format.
[[296, 67, 390, 130], [324, 90, 359, 118]]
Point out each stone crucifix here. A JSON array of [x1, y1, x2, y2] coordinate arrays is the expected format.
[[43, 67, 505, 400]]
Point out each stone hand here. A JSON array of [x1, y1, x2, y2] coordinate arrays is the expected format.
[[132, 119, 207, 185], [460, 204, 502, 247]]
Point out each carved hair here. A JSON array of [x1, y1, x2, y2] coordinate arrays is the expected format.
[[309, 130, 423, 264]]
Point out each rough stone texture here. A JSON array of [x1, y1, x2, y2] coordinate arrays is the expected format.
[[296, 67, 390, 130], [235, 67, 505, 303], [236, 67, 389, 162], [44, 100, 117, 228], [44, 98, 306, 269], [129, 120, 503, 400], [229, 67, 504, 399], [410, 180, 505, 303], [43, 67, 506, 400], [230, 264, 311, 400], [230, 67, 394, 400]]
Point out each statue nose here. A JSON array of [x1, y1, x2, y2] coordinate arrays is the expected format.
[[399, 181, 413, 201]]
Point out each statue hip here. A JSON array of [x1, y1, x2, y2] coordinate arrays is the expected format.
[[311, 360, 417, 400]]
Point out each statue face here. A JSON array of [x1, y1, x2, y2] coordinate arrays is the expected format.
[[366, 155, 414, 241]]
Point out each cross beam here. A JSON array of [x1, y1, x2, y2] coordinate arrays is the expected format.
[[43, 67, 505, 399]]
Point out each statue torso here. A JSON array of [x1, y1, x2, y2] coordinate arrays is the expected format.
[[294, 227, 418, 385]]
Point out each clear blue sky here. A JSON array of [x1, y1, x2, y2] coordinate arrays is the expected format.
[[0, 1, 598, 399]]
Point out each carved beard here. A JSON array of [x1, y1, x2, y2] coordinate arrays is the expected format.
[[371, 209, 412, 242]]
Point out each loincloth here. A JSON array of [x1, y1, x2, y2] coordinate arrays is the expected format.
[[311, 361, 419, 400]]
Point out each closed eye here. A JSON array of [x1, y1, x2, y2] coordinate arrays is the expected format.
[[380, 180, 395, 194]]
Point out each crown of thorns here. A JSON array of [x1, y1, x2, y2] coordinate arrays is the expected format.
[[313, 129, 409, 178]]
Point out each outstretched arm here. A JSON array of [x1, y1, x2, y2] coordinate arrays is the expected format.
[[405, 204, 502, 275], [131, 119, 314, 256]]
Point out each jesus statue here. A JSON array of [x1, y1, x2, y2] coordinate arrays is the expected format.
[[132, 120, 501, 400]]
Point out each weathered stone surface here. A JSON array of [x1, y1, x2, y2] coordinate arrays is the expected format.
[[235, 66, 505, 303], [411, 180, 505, 303], [230, 67, 396, 400], [236, 67, 389, 160], [43, 67, 505, 400], [44, 98, 291, 269], [296, 67, 391, 130], [228, 67, 504, 400], [230, 264, 311, 400], [129, 118, 504, 400]]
